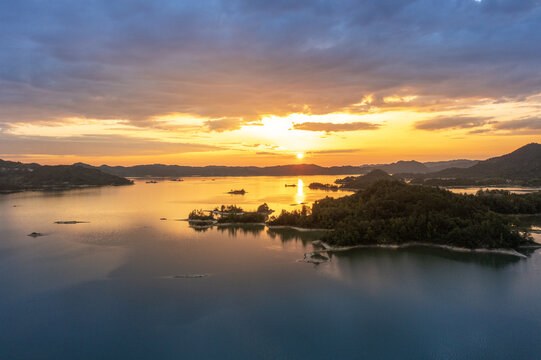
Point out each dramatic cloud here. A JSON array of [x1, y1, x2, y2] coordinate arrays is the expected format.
[[293, 122, 380, 132], [204, 118, 242, 132], [2, 0, 541, 127], [0, 134, 221, 156], [414, 116, 493, 131], [493, 118, 541, 130]]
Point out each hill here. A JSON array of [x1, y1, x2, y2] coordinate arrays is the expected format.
[[412, 143, 541, 185], [268, 180, 536, 250], [74, 159, 466, 178], [0, 159, 133, 192], [336, 169, 394, 188], [368, 160, 429, 174], [423, 159, 479, 172]]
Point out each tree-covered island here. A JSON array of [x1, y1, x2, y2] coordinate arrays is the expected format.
[[268, 180, 540, 251], [188, 203, 274, 225]]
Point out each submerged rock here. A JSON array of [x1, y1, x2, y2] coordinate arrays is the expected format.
[[172, 274, 207, 279], [27, 232, 44, 237], [303, 252, 331, 264], [54, 220, 89, 224]]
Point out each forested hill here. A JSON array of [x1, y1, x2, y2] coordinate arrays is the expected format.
[[268, 180, 538, 250], [425, 143, 541, 180], [0, 159, 132, 192]]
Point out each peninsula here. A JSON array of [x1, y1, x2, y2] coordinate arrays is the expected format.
[[268, 180, 539, 251], [0, 159, 133, 193]]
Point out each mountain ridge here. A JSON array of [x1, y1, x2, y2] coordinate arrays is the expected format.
[[71, 159, 477, 177], [424, 143, 541, 180]]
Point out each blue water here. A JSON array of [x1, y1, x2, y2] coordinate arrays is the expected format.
[[1, 178, 541, 359]]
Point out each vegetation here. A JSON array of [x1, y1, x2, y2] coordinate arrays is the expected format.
[[213, 205, 244, 213], [476, 189, 541, 214], [191, 203, 274, 224], [188, 209, 214, 221], [217, 212, 267, 224], [309, 182, 339, 191], [268, 180, 535, 249], [0, 159, 132, 192], [335, 169, 394, 189], [411, 177, 541, 187], [408, 143, 541, 182], [257, 203, 273, 214], [268, 205, 313, 228]]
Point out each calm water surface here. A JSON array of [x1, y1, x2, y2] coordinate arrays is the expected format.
[[1, 177, 541, 359]]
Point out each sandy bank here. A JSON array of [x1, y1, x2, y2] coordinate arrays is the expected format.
[[311, 241, 531, 259]]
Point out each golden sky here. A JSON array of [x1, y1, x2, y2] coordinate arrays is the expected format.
[[3, 96, 540, 166], [1, 1, 540, 166]]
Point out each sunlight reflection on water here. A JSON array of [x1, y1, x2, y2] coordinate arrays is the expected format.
[[1, 177, 541, 359]]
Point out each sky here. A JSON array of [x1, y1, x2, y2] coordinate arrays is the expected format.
[[1, 0, 541, 166]]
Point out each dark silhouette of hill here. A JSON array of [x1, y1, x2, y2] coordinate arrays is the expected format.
[[368, 160, 429, 174], [73, 159, 470, 178], [427, 143, 541, 180], [423, 159, 478, 172], [0, 159, 132, 192], [336, 169, 394, 188]]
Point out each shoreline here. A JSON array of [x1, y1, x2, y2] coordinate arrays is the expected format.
[[310, 241, 533, 259], [266, 225, 332, 232], [0, 183, 133, 195]]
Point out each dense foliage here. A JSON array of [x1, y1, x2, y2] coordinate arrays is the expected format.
[[335, 169, 394, 189], [217, 212, 267, 223], [191, 203, 273, 223], [0, 160, 132, 192], [410, 177, 506, 187], [257, 203, 272, 213], [269, 181, 533, 249], [213, 205, 243, 213], [476, 189, 541, 214], [188, 209, 214, 220], [308, 183, 339, 191]]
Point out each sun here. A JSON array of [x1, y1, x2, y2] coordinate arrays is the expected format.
[[296, 152, 304, 160]]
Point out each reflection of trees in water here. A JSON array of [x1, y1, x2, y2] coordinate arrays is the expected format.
[[216, 224, 265, 236], [332, 246, 525, 269], [266, 228, 324, 245], [190, 225, 211, 233], [202, 224, 326, 244]]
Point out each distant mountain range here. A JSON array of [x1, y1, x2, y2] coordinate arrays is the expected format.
[[416, 143, 541, 180], [2, 143, 539, 192], [0, 159, 132, 192], [73, 159, 478, 178]]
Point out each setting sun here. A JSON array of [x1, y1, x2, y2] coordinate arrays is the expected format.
[[296, 152, 304, 160]]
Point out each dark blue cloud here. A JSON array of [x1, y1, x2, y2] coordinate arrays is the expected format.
[[1, 0, 541, 124]]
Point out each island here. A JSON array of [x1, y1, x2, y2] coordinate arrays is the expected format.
[[308, 182, 339, 191], [227, 189, 246, 195], [267, 180, 540, 253], [0, 159, 133, 193], [188, 203, 274, 226]]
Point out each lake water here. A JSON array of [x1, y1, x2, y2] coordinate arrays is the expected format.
[[1, 177, 541, 359]]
